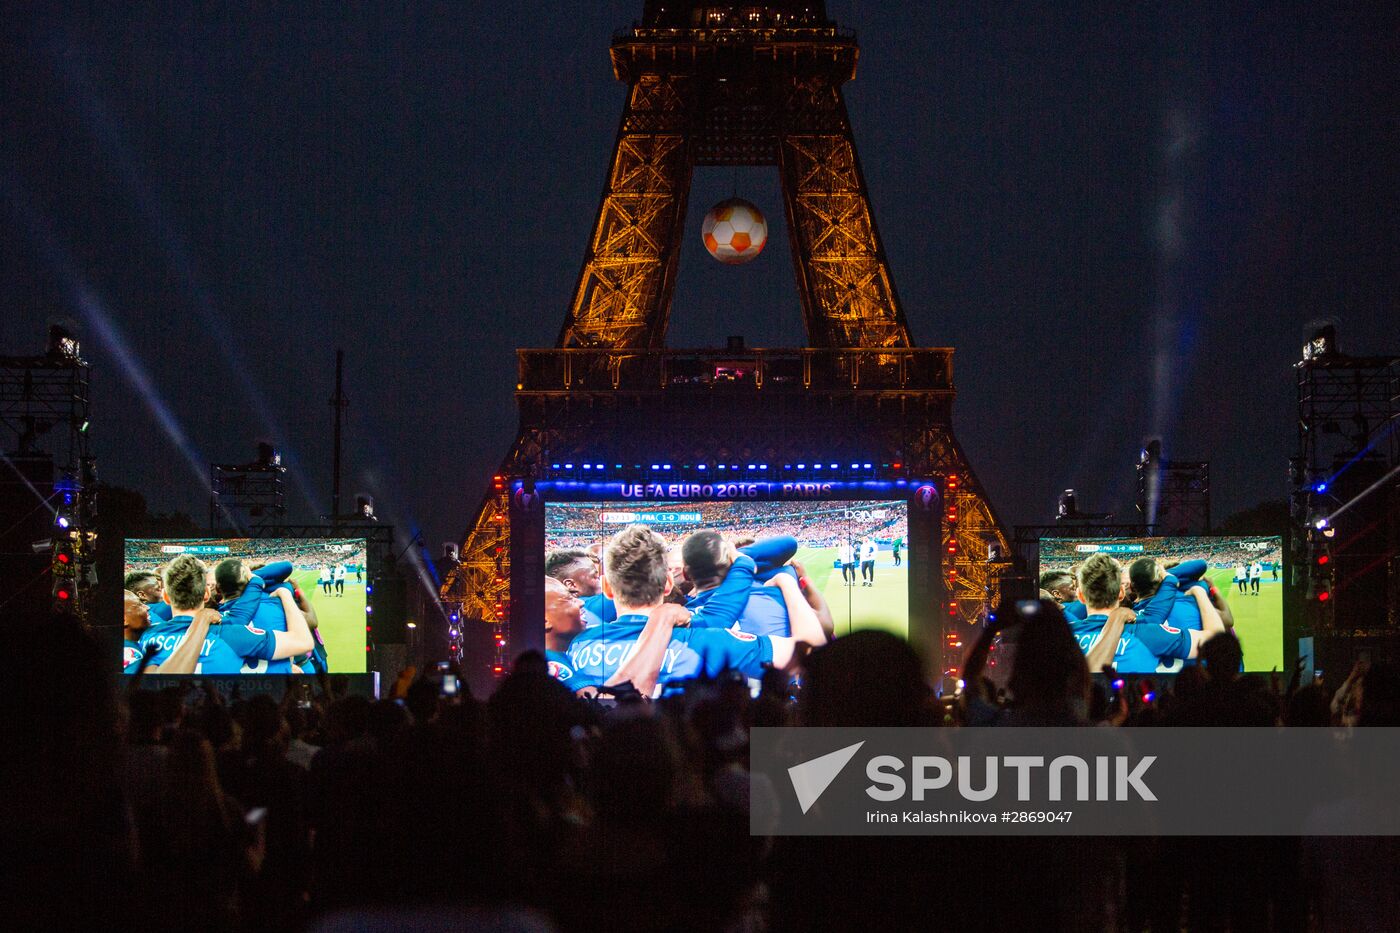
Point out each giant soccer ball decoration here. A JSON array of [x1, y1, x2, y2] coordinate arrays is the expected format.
[[702, 198, 768, 265]]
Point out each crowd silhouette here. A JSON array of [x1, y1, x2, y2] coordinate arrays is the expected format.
[[6, 602, 1398, 932]]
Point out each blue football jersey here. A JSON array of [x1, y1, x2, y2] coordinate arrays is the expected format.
[[1133, 565, 1207, 673], [1070, 573, 1193, 674], [138, 616, 259, 674], [559, 613, 774, 690], [582, 593, 617, 628], [686, 553, 792, 636], [218, 572, 299, 674], [742, 535, 798, 583], [730, 588, 791, 638], [1069, 614, 1192, 674], [546, 649, 583, 691], [123, 638, 143, 674]]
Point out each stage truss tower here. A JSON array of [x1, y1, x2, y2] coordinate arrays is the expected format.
[[1294, 337, 1400, 634], [0, 331, 94, 617], [442, 1, 1012, 677]]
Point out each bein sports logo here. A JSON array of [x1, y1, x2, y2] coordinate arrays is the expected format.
[[787, 742, 1157, 813]]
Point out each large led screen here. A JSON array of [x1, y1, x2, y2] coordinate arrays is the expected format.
[[122, 537, 368, 675], [1038, 536, 1284, 673], [543, 499, 910, 692]]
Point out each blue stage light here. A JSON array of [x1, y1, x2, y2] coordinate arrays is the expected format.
[[830, 463, 839, 469], [797, 463, 806, 470], [564, 463, 574, 469], [651, 463, 660, 470], [863, 462, 872, 469], [583, 463, 592, 470], [697, 464, 707, 471], [1315, 482, 1328, 493], [760, 463, 768, 470], [718, 464, 726, 470], [663, 463, 672, 470], [851, 462, 860, 469], [551, 463, 561, 470]]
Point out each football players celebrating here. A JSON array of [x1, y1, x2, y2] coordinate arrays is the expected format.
[[212, 559, 304, 674], [122, 590, 152, 672], [554, 525, 827, 694], [1128, 557, 1235, 672], [1069, 553, 1226, 674], [546, 547, 615, 627], [126, 569, 172, 623], [136, 555, 315, 674], [544, 576, 590, 689]]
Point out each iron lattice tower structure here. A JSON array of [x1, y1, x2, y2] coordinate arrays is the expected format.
[[442, 1, 1011, 675]]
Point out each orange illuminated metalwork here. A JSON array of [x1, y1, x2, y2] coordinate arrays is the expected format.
[[443, 3, 1010, 676]]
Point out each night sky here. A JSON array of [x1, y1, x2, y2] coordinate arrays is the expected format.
[[3, 2, 1396, 563]]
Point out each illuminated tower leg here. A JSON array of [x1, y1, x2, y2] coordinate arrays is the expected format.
[[557, 75, 694, 350], [780, 77, 913, 350]]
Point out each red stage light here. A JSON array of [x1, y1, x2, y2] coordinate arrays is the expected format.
[[1317, 555, 1330, 565], [56, 588, 70, 600], [1317, 591, 1331, 602], [57, 553, 71, 564]]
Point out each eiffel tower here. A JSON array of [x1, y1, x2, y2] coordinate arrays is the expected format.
[[441, 0, 1010, 679]]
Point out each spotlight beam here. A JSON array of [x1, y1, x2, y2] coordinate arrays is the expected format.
[[1314, 460, 1400, 531], [2, 175, 213, 493], [50, 49, 326, 516], [0, 452, 60, 520], [1316, 412, 1400, 491]]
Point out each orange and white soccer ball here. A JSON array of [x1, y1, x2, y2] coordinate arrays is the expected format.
[[702, 198, 768, 265]]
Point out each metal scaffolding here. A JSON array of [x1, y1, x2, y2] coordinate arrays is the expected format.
[[1294, 348, 1400, 632], [0, 339, 95, 617]]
